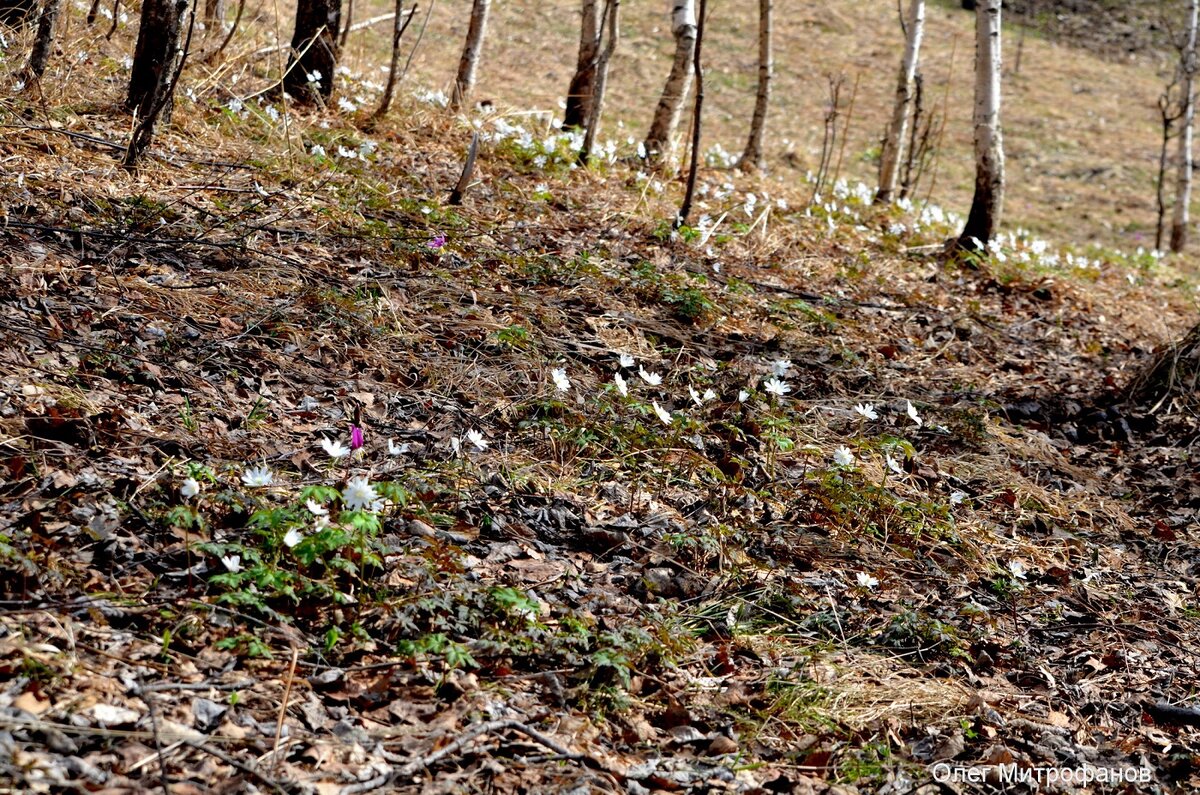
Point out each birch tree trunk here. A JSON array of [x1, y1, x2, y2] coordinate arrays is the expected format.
[[643, 0, 696, 165], [1172, 0, 1199, 253], [450, 0, 491, 112], [580, 0, 618, 165], [282, 0, 341, 104], [25, 0, 61, 77], [563, 0, 599, 129], [739, 0, 771, 171], [957, 0, 1004, 249], [875, 0, 924, 203]]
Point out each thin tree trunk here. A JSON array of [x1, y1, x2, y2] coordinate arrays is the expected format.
[[1157, 93, 1177, 251], [1172, 0, 1199, 253], [580, 0, 618, 165], [339, 0, 352, 46], [876, 0, 924, 203], [739, 0, 771, 171], [450, 0, 490, 111], [282, 0, 341, 104], [25, 0, 61, 77], [958, 0, 1004, 249], [644, 0, 696, 165], [86, 0, 100, 24], [677, 0, 706, 226], [202, 0, 242, 63], [563, 0, 599, 129], [375, 0, 415, 118], [127, 0, 186, 121], [125, 0, 193, 167], [203, 0, 223, 33]]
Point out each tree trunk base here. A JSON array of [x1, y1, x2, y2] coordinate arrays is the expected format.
[[1127, 322, 1200, 412]]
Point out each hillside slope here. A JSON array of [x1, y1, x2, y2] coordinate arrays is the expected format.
[[2, 3, 1200, 794]]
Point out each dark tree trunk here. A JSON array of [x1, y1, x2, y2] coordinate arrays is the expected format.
[[127, 0, 186, 124], [374, 0, 413, 118], [563, 0, 599, 129], [203, 0, 223, 31], [283, 0, 341, 104], [0, 0, 36, 25], [26, 0, 61, 77]]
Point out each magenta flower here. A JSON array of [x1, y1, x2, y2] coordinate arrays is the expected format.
[[427, 234, 447, 249], [350, 425, 364, 450]]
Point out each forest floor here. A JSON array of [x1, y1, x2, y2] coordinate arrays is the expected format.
[[4, 3, 1200, 795]]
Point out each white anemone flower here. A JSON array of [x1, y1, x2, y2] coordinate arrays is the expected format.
[[638, 367, 663, 386], [283, 528, 305, 548], [618, 352, 635, 369], [771, 359, 794, 377], [306, 499, 328, 516], [702, 389, 717, 401], [387, 438, 408, 456], [320, 437, 350, 458], [181, 478, 201, 499], [652, 401, 673, 425], [1007, 560, 1028, 580], [220, 554, 242, 573], [764, 377, 791, 397], [885, 454, 904, 475], [688, 386, 703, 406], [906, 400, 923, 427], [856, 571, 879, 589], [551, 368, 571, 392], [466, 429, 488, 451], [241, 465, 274, 487], [614, 372, 628, 396], [343, 476, 380, 512], [738, 389, 750, 402], [853, 403, 878, 421], [833, 446, 855, 466]]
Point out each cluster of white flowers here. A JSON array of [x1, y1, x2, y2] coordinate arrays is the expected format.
[[413, 88, 449, 107], [704, 143, 738, 168]]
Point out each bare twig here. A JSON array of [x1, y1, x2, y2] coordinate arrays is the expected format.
[[185, 741, 295, 794], [271, 647, 300, 772]]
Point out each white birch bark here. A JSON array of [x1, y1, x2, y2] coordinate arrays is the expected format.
[[643, 0, 696, 164], [450, 0, 491, 112], [563, 0, 600, 129], [739, 0, 772, 171], [958, 0, 1004, 249], [1172, 0, 1199, 253], [875, 0, 924, 203]]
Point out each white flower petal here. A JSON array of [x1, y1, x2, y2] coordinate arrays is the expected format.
[[638, 367, 663, 386], [652, 401, 673, 425], [241, 465, 274, 487]]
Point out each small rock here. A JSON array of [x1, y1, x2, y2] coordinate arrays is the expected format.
[[707, 734, 738, 755]]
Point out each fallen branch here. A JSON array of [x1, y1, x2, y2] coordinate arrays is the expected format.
[[447, 132, 480, 205], [343, 718, 620, 793]]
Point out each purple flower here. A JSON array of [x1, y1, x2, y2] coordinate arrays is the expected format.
[[427, 234, 447, 249], [350, 425, 364, 450]]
